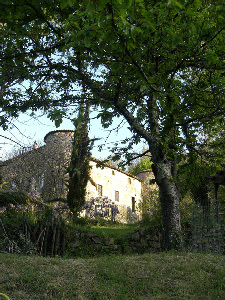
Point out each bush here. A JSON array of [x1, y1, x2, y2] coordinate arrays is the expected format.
[[139, 189, 161, 228], [83, 196, 120, 222], [0, 191, 33, 207]]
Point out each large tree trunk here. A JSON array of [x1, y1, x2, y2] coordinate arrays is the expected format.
[[114, 93, 182, 250], [152, 160, 182, 250]]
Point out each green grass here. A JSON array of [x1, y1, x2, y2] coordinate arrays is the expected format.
[[88, 223, 139, 238], [0, 252, 224, 300], [72, 220, 140, 241]]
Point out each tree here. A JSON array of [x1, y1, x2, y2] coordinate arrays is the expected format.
[[178, 119, 225, 225], [1, 0, 225, 249], [67, 101, 91, 216], [178, 157, 213, 223], [128, 152, 152, 175]]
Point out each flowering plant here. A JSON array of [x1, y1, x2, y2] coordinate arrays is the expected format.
[[83, 196, 119, 221]]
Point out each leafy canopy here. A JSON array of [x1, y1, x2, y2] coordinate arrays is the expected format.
[[0, 0, 224, 161], [1, 0, 225, 251], [129, 155, 152, 175]]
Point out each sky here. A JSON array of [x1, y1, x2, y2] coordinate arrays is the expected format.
[[0, 109, 145, 162]]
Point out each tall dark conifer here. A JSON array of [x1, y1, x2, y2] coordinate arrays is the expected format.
[[67, 100, 91, 216]]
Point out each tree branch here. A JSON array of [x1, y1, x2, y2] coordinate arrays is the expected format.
[[175, 108, 224, 127], [0, 135, 23, 147], [122, 150, 152, 166]]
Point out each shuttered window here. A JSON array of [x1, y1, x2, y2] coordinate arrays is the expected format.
[[132, 197, 135, 212], [98, 184, 103, 196], [115, 190, 119, 202]]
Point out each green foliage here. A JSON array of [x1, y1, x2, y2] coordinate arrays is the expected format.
[[1, 0, 225, 250], [0, 200, 72, 256], [0, 292, 10, 300], [67, 102, 91, 216], [0, 171, 7, 190], [177, 155, 220, 205], [72, 216, 120, 228], [1, 0, 224, 155], [0, 206, 25, 230], [0, 180, 7, 190], [89, 223, 139, 239], [0, 191, 33, 207], [129, 155, 152, 175], [47, 108, 67, 128], [139, 189, 161, 228]]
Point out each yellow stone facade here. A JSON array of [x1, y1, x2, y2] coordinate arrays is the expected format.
[[0, 130, 150, 222]]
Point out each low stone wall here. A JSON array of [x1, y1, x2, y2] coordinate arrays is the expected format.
[[69, 227, 161, 256], [128, 227, 161, 253]]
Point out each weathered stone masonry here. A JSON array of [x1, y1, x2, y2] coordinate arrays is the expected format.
[[0, 130, 153, 222]]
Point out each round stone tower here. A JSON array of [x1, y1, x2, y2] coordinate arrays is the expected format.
[[135, 169, 156, 196], [44, 130, 74, 163], [44, 130, 74, 151], [42, 130, 74, 200]]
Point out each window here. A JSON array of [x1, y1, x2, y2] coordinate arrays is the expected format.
[[115, 190, 119, 202], [128, 178, 131, 184], [98, 184, 103, 196], [132, 197, 135, 213], [38, 172, 45, 189]]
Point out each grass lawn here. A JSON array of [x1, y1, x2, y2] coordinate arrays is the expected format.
[[86, 223, 140, 238], [0, 252, 224, 300]]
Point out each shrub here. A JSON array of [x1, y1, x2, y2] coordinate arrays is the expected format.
[[83, 196, 119, 221], [139, 189, 161, 228]]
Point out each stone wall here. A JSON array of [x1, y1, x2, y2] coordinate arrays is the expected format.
[[86, 159, 143, 222], [136, 169, 158, 195], [42, 130, 74, 200], [0, 146, 47, 195], [69, 227, 161, 256], [0, 130, 148, 223], [0, 131, 74, 200]]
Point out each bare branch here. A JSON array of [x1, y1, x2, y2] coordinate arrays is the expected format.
[[0, 135, 23, 147]]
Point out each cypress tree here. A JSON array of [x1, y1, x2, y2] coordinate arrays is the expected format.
[[67, 101, 91, 217]]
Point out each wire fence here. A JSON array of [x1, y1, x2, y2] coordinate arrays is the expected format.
[[191, 196, 224, 254]]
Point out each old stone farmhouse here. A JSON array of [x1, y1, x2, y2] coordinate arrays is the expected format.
[[0, 130, 153, 222]]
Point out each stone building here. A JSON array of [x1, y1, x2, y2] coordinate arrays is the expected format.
[[0, 130, 153, 222]]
